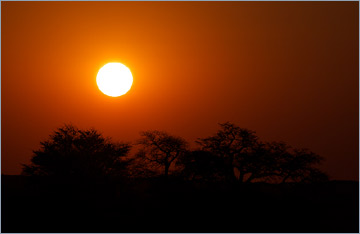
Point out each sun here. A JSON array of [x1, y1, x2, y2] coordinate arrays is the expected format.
[[96, 63, 133, 97]]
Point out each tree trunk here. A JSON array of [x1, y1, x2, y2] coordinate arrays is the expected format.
[[225, 165, 237, 183], [164, 164, 169, 179], [238, 170, 245, 183], [245, 173, 254, 183], [281, 174, 290, 184]]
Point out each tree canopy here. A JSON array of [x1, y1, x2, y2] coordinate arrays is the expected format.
[[135, 130, 188, 179], [22, 122, 327, 184], [22, 124, 131, 178], [196, 122, 260, 182], [196, 122, 328, 183]]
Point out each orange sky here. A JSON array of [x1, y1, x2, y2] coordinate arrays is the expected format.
[[2, 1, 358, 180]]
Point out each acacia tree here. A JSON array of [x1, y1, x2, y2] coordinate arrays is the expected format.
[[240, 141, 293, 183], [277, 147, 328, 183], [136, 130, 188, 179], [22, 124, 131, 178], [197, 122, 328, 183], [197, 122, 259, 182], [251, 141, 328, 183], [176, 150, 224, 181]]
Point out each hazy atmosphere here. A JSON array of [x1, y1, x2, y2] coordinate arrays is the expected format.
[[2, 1, 358, 181], [2, 2, 359, 233]]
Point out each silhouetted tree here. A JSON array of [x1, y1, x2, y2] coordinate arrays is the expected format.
[[197, 122, 328, 184], [232, 141, 277, 183], [126, 149, 160, 178], [22, 124, 131, 178], [197, 122, 259, 183], [277, 147, 328, 183], [237, 141, 292, 183], [136, 130, 188, 179], [244, 141, 328, 183], [177, 150, 226, 181]]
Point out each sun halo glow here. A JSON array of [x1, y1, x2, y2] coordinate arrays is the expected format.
[[96, 63, 133, 97]]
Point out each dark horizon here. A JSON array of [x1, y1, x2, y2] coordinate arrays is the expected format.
[[1, 121, 359, 232], [2, 119, 359, 182]]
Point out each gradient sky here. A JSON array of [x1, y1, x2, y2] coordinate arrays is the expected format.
[[2, 1, 358, 180]]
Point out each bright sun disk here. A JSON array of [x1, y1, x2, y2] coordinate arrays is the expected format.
[[96, 62, 133, 97]]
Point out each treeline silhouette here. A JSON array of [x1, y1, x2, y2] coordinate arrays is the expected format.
[[22, 122, 328, 184], [2, 122, 359, 233]]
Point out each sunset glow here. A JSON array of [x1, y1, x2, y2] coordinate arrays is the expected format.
[[2, 1, 358, 182], [2, 2, 358, 233]]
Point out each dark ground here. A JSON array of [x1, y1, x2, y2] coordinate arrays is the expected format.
[[1, 175, 359, 233]]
